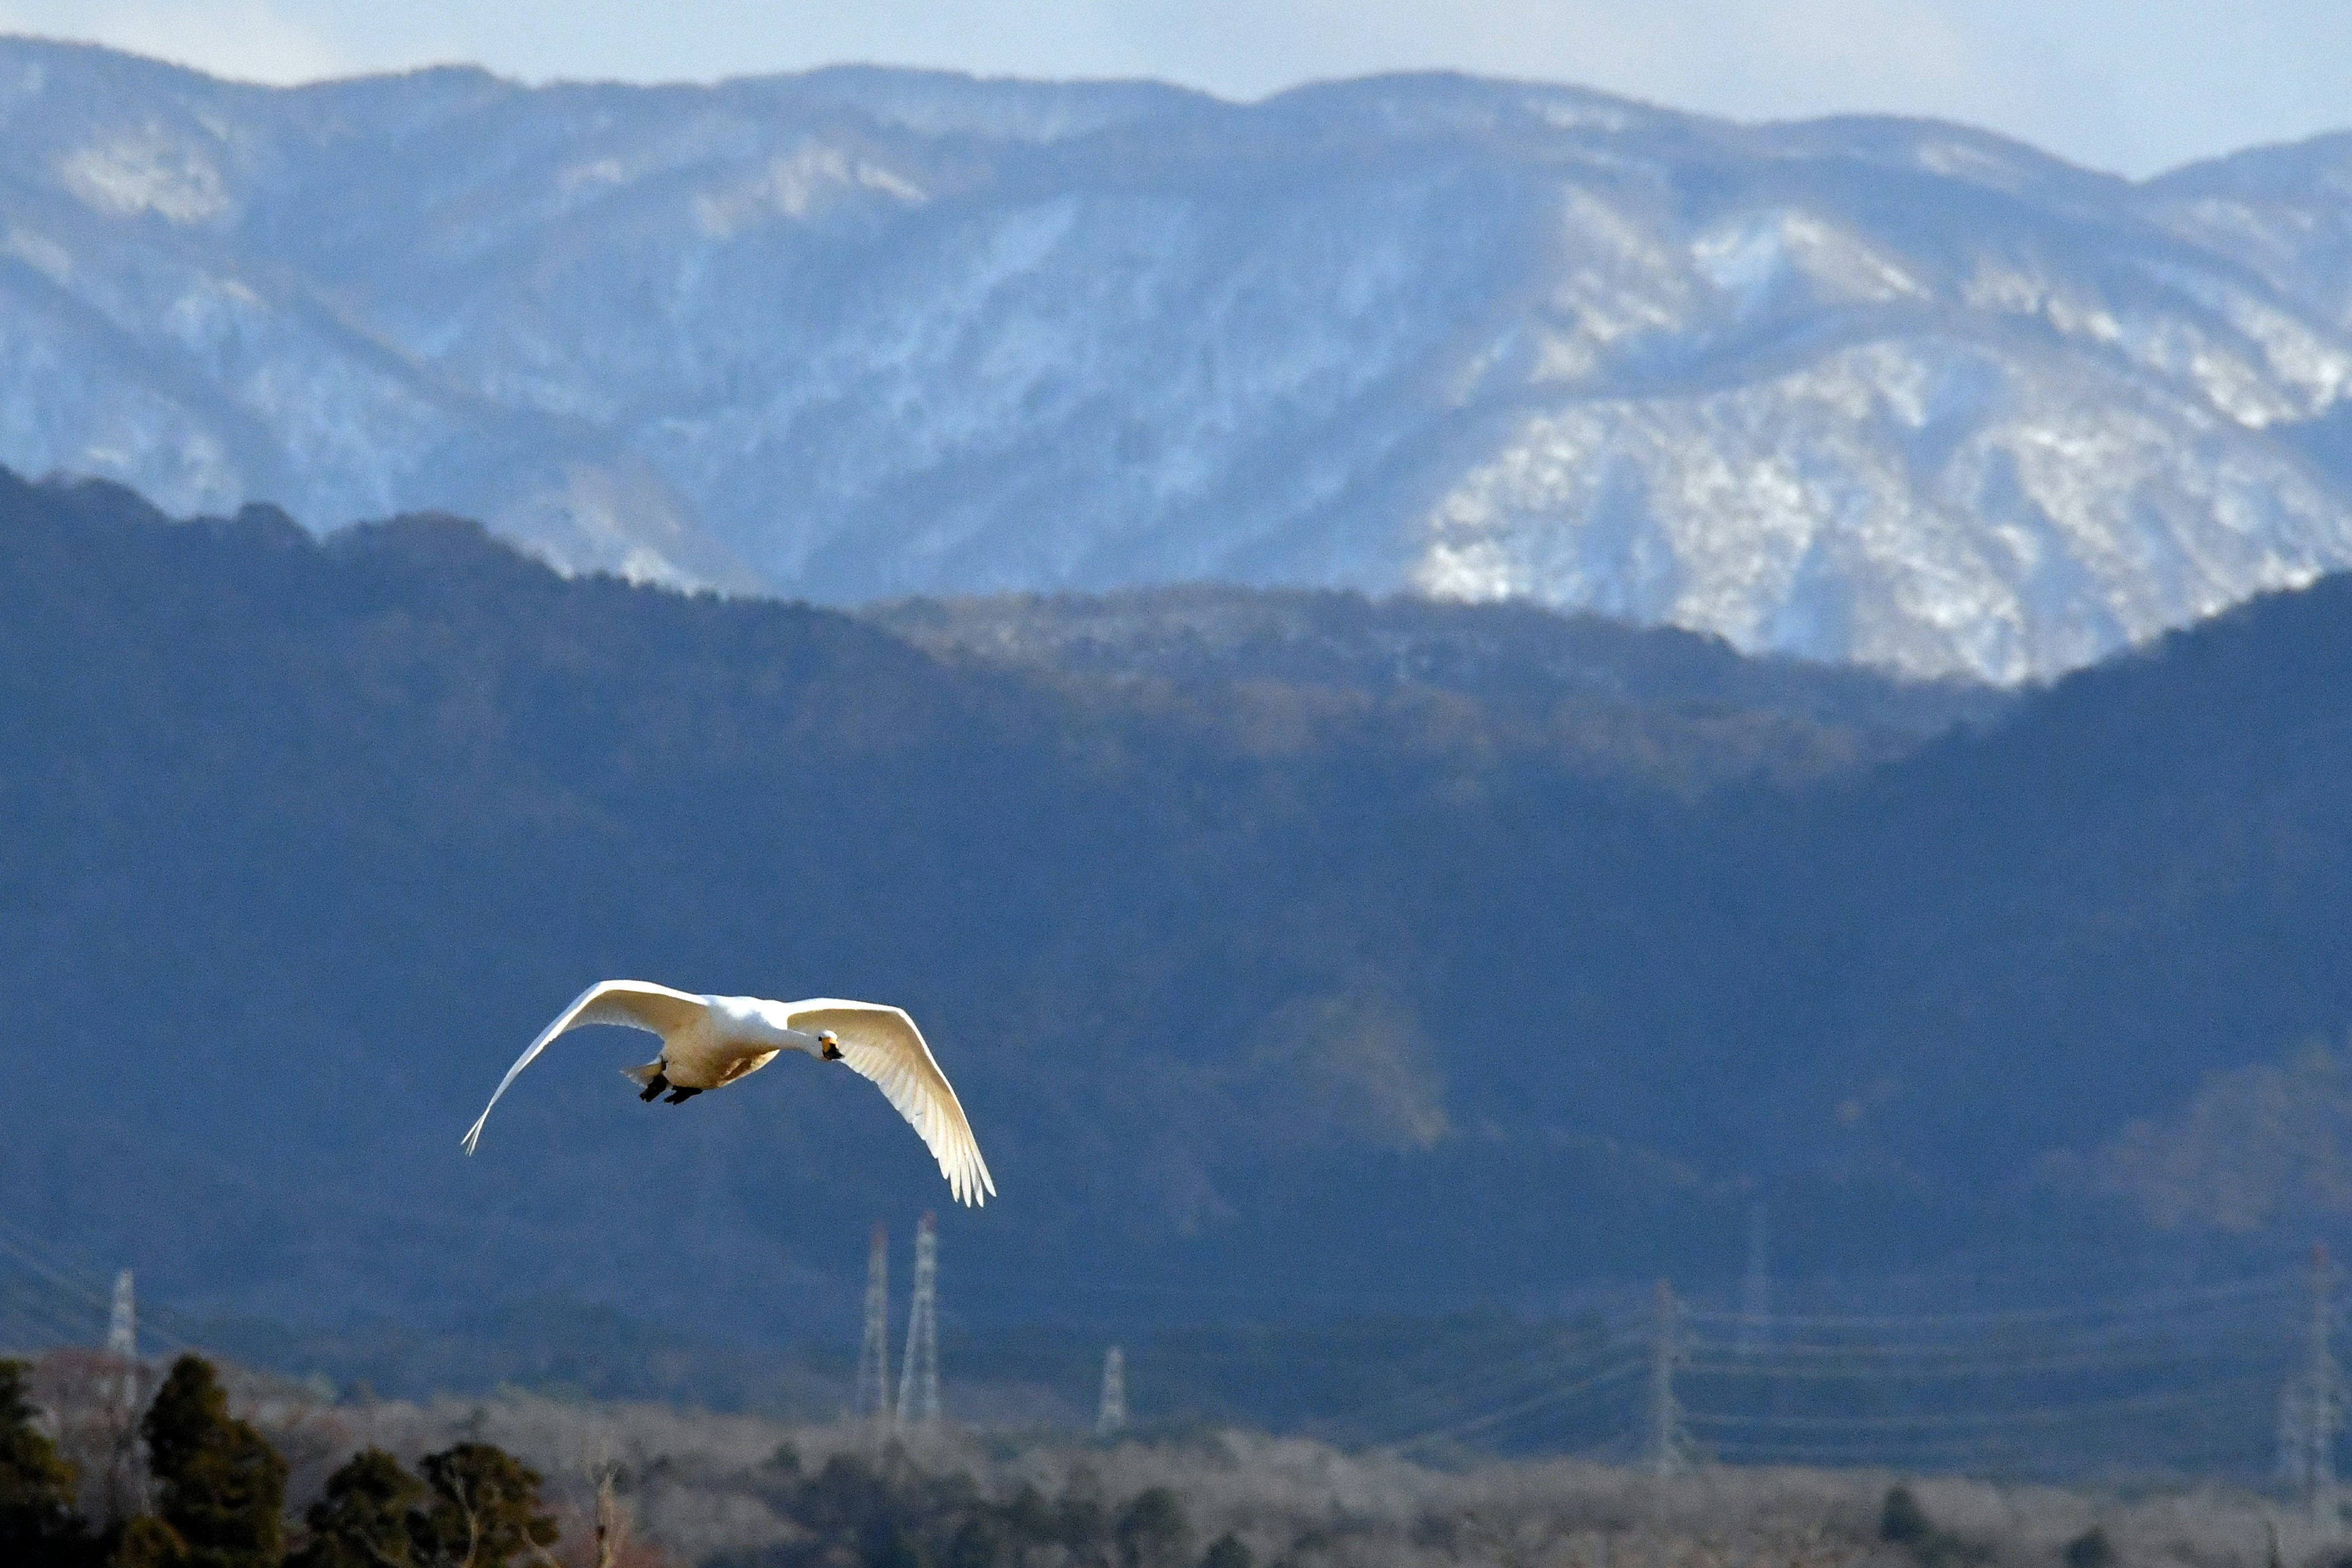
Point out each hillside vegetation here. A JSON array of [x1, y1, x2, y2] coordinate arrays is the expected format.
[[7, 1349, 2308, 1568], [7, 469, 2352, 1392]]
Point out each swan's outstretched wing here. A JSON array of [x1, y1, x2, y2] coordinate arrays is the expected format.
[[461, 981, 708, 1154], [786, 999, 995, 1206]]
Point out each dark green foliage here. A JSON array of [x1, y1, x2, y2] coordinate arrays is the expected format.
[[1877, 1486, 1988, 1568], [868, 1526, 929, 1568], [1115, 1490, 1188, 1568], [140, 1357, 285, 1568], [2064, 1528, 2116, 1568], [287, 1442, 558, 1568], [1880, 1488, 1931, 1545], [110, 1515, 191, 1568], [412, 1443, 557, 1568], [0, 1359, 89, 1565], [868, 583, 2005, 744], [289, 1447, 424, 1568], [713, 1453, 1175, 1568], [1200, 1534, 1251, 1568]]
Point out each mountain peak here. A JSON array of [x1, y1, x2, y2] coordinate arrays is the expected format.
[[1, 40, 2350, 681]]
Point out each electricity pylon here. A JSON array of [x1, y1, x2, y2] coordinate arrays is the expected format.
[[106, 1270, 137, 1403], [896, 1213, 939, 1426], [100, 1270, 145, 1523], [1736, 1204, 1771, 1357], [1096, 1346, 1127, 1438], [2306, 1245, 2340, 1537], [854, 1225, 891, 1422], [1649, 1279, 1687, 1476]]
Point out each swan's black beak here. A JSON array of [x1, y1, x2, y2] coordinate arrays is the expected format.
[[822, 1041, 843, 1061]]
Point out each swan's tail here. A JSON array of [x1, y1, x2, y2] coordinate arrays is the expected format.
[[620, 1061, 663, 1087]]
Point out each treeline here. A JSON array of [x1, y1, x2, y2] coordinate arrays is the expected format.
[[865, 582, 2007, 744], [2, 1355, 558, 1568], [3, 1353, 1271, 1568], [707, 1449, 1248, 1568]]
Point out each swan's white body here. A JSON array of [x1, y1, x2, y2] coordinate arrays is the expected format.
[[461, 980, 995, 1206]]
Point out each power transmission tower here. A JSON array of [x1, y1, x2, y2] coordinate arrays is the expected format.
[[896, 1212, 939, 1427], [1096, 1346, 1127, 1439], [854, 1225, 892, 1423], [1648, 1278, 1687, 1476], [2282, 1382, 2313, 1494], [1736, 1204, 1771, 1357], [101, 1270, 145, 1523], [106, 1270, 137, 1398], [2305, 1245, 2340, 1537]]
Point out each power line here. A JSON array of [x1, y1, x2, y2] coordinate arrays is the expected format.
[[1681, 1274, 2295, 1330], [1386, 1357, 1647, 1455], [1649, 1280, 1687, 1477], [1683, 1374, 2277, 1433], [1096, 1346, 1126, 1439]]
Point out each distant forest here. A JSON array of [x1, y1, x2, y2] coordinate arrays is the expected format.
[[6, 469, 2352, 1395]]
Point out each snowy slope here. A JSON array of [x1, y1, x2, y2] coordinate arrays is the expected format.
[[2, 39, 2350, 679]]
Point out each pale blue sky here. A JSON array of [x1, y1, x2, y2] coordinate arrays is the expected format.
[[2, 0, 2346, 177]]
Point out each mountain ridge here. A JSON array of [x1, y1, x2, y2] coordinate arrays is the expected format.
[[8, 469, 2352, 1360], [6, 39, 2352, 679]]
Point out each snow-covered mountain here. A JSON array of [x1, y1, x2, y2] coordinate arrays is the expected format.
[[4, 39, 2351, 680]]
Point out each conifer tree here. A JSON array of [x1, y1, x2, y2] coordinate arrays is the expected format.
[[412, 1442, 558, 1568], [140, 1356, 285, 1568], [290, 1447, 423, 1568], [110, 1514, 192, 1568], [0, 1358, 91, 1566]]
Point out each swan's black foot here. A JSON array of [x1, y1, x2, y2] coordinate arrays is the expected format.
[[639, 1072, 670, 1102], [663, 1086, 703, 1104]]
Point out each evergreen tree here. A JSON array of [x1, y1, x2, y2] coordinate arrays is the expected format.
[[0, 1359, 91, 1566], [290, 1448, 423, 1568], [1114, 1490, 1188, 1568], [110, 1515, 191, 1568], [140, 1356, 286, 1568], [412, 1442, 557, 1568]]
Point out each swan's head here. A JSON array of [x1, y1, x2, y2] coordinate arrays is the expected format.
[[818, 1030, 843, 1061]]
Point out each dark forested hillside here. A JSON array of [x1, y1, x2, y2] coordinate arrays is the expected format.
[[6, 469, 2352, 1403], [862, 586, 2008, 745]]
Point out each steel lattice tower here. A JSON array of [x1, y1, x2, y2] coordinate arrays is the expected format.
[[895, 1212, 939, 1426], [854, 1226, 892, 1422], [1096, 1346, 1126, 1438], [106, 1270, 138, 1409], [2282, 1382, 2313, 1493], [2308, 1245, 2340, 1536], [100, 1270, 145, 1524], [1735, 1204, 1771, 1357], [1648, 1278, 1686, 1477]]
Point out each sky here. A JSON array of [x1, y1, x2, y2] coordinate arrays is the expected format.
[[0, 0, 2346, 178]]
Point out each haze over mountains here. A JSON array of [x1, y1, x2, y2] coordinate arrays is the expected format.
[[9, 470, 2352, 1405], [7, 39, 2352, 680]]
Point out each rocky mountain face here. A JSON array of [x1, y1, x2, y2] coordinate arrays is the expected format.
[[4, 39, 2352, 680]]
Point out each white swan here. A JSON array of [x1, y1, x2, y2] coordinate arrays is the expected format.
[[460, 980, 995, 1206]]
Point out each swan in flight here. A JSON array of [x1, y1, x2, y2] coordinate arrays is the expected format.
[[460, 981, 995, 1206]]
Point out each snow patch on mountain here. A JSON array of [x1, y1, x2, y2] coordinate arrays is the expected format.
[[2, 39, 2351, 680]]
